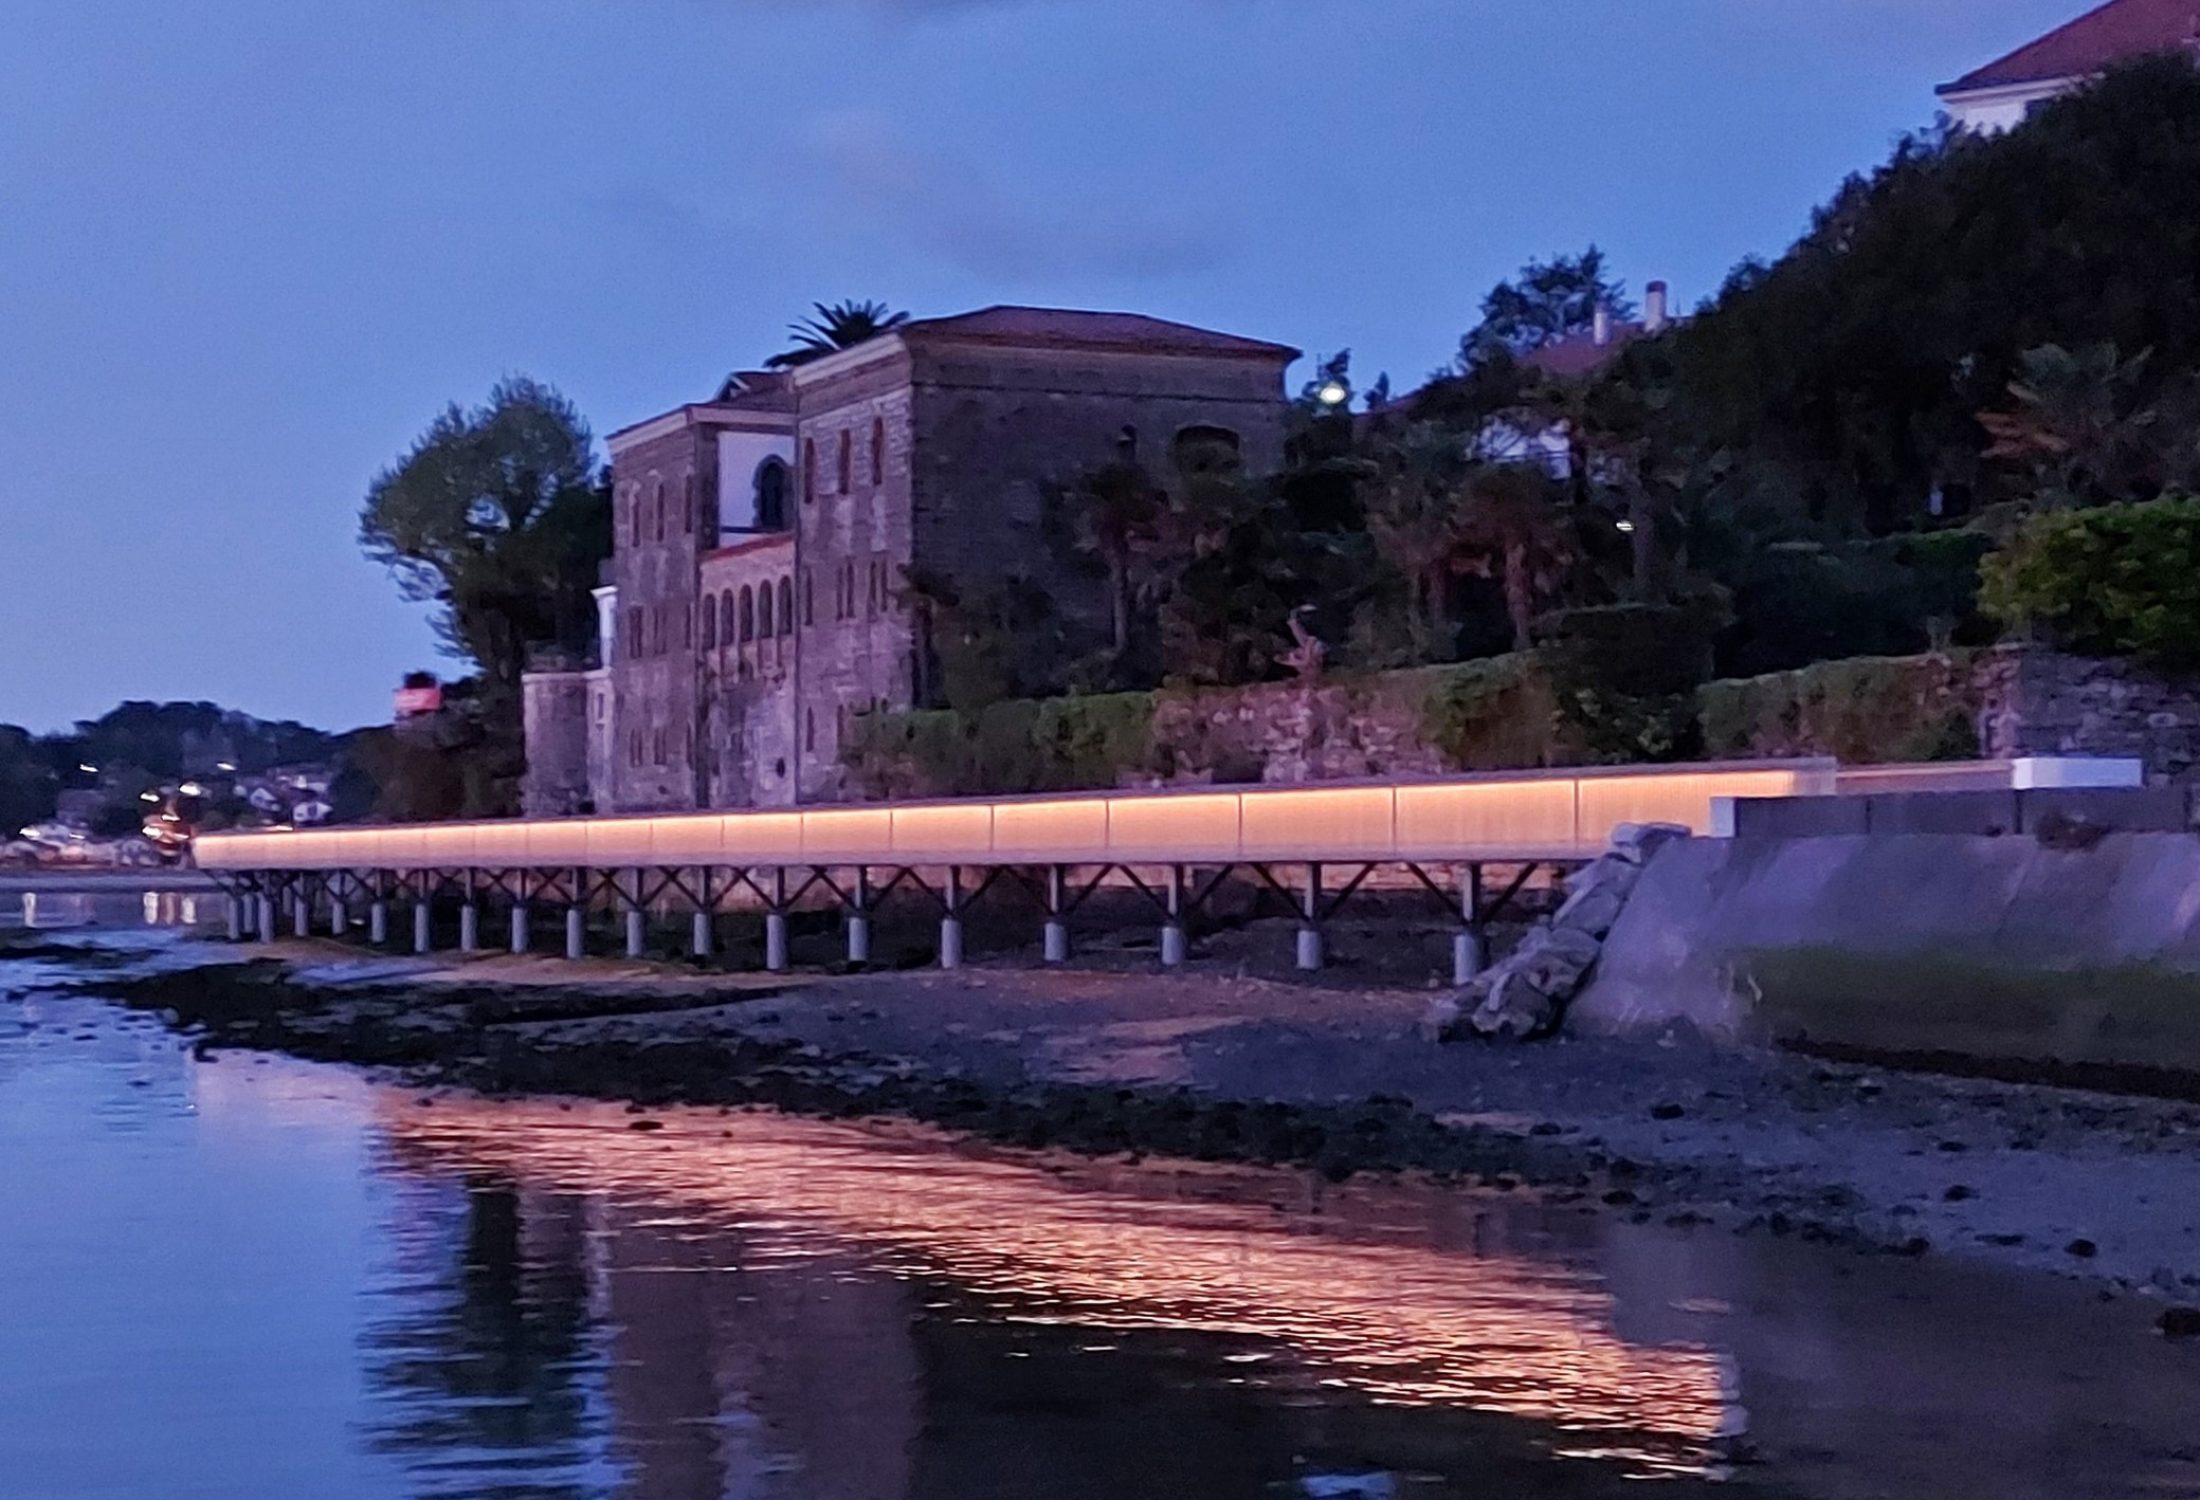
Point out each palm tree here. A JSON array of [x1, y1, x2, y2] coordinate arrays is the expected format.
[[1456, 463, 1577, 652], [1978, 342, 2157, 511], [1362, 423, 1475, 662], [764, 300, 911, 370], [1064, 462, 1168, 665]]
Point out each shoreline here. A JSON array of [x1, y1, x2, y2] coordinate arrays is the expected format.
[[20, 934, 2200, 1310]]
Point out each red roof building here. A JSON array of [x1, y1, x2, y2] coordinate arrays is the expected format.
[[1938, 0, 2200, 131]]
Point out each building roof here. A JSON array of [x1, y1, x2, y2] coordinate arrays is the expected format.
[[1940, 0, 2200, 96], [1521, 323, 1646, 379], [898, 305, 1299, 361]]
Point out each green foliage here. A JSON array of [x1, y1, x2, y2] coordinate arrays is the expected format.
[[764, 300, 909, 370], [1464, 246, 1635, 365], [1534, 604, 1717, 763], [1658, 56, 2200, 532], [845, 692, 1158, 798], [1982, 495, 2200, 668], [0, 726, 57, 834], [1703, 529, 1994, 677], [1698, 653, 1982, 763], [1413, 656, 1567, 769], [359, 377, 609, 707]]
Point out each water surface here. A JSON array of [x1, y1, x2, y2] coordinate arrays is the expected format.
[[3, 938, 2198, 1499]]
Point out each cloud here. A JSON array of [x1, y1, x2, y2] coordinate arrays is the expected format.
[[799, 107, 1234, 281]]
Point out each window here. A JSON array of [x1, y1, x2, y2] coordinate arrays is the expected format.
[[805, 708, 816, 752], [1116, 424, 1139, 461], [682, 473, 694, 534], [682, 603, 692, 648], [720, 590, 735, 644], [739, 585, 755, 643], [870, 418, 885, 486], [626, 486, 641, 546], [837, 431, 851, 494], [628, 728, 641, 766], [653, 480, 665, 541], [701, 601, 716, 649], [777, 577, 794, 635], [755, 459, 789, 531], [757, 583, 773, 638], [626, 607, 644, 659], [803, 440, 816, 504], [866, 559, 879, 616], [803, 570, 815, 626], [653, 727, 666, 765], [1172, 425, 1243, 479]]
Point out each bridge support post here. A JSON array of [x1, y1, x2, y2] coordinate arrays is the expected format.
[[565, 904, 585, 961], [369, 898, 389, 946], [1296, 862, 1324, 973], [1160, 863, 1187, 968], [939, 866, 964, 971], [511, 904, 530, 955], [291, 892, 310, 939], [1453, 865, 1484, 985], [330, 888, 349, 937], [624, 873, 646, 960], [459, 902, 480, 953], [764, 866, 789, 972], [413, 899, 432, 954], [256, 892, 276, 944], [1042, 865, 1068, 964], [845, 866, 871, 966], [225, 895, 245, 942], [691, 908, 713, 960]]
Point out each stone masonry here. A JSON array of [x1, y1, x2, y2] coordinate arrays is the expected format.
[[523, 306, 1298, 815]]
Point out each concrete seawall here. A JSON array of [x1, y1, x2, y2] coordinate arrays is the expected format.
[[1573, 830, 2200, 1077]]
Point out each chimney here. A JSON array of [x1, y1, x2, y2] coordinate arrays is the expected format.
[[1645, 280, 1669, 332], [1592, 304, 1613, 347]]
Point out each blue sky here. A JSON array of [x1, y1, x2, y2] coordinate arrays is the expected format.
[[0, 0, 2086, 733]]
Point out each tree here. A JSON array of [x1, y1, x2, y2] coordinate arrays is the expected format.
[[359, 378, 609, 708], [764, 300, 910, 370], [1362, 423, 1476, 662], [1455, 463, 1578, 652], [1462, 247, 1635, 367], [1978, 342, 2161, 512], [1059, 461, 1168, 669]]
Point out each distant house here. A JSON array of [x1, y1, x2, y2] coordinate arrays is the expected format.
[[1482, 280, 1678, 481], [1939, 0, 2200, 132]]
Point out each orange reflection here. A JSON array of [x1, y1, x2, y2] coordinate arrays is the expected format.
[[377, 1092, 1733, 1474]]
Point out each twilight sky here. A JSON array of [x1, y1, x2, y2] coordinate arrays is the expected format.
[[0, 0, 2085, 734]]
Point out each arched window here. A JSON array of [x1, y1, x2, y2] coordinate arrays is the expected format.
[[653, 480, 665, 541], [682, 473, 694, 534], [627, 485, 642, 546], [739, 585, 755, 643], [803, 439, 816, 503], [837, 431, 852, 494], [1116, 424, 1139, 461], [870, 418, 886, 486], [777, 577, 794, 636], [720, 590, 735, 644], [803, 570, 814, 626], [701, 599, 716, 649], [757, 582, 773, 638], [754, 459, 789, 531], [1171, 425, 1243, 478]]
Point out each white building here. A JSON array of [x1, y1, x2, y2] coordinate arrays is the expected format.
[[1939, 0, 2200, 133]]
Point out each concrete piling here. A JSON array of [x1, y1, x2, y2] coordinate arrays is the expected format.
[[369, 900, 389, 946], [459, 904, 480, 953], [413, 901, 432, 954], [510, 905, 530, 954]]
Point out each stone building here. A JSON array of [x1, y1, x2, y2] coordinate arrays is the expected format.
[[522, 305, 1297, 815]]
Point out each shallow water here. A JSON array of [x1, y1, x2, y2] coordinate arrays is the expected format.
[[3, 939, 2199, 1499]]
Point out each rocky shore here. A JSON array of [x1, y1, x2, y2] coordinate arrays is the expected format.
[[14, 933, 2200, 1315]]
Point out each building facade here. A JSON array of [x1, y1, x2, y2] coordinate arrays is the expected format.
[[1938, 0, 2200, 132], [522, 306, 1296, 815]]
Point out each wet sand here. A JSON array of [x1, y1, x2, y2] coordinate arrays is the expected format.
[[26, 936, 2200, 1307]]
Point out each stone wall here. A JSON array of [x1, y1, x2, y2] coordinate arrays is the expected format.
[[519, 670, 591, 817], [1978, 646, 2200, 781], [1141, 674, 1452, 785]]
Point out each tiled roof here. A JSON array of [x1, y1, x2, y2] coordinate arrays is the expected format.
[[900, 305, 1298, 360], [1941, 0, 2200, 95], [1522, 324, 1644, 380]]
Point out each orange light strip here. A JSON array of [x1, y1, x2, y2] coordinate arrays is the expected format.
[[195, 760, 1840, 872]]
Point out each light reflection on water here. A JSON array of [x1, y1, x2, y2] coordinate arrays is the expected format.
[[3, 955, 2200, 1499], [11, 887, 218, 930]]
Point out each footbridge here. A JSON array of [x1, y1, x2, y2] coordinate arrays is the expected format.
[[188, 758, 2114, 980]]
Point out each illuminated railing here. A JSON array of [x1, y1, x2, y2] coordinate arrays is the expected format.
[[195, 760, 1835, 872]]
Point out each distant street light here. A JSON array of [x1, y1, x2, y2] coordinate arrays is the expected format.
[[1615, 519, 1637, 534], [1316, 379, 1350, 409], [78, 763, 98, 774]]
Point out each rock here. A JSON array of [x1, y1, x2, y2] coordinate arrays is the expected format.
[[2066, 1237, 2099, 1258], [2159, 1307, 2200, 1339], [1650, 1102, 1686, 1121], [1610, 822, 1692, 864]]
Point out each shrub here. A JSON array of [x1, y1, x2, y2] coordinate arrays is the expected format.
[[1414, 655, 1568, 769], [1982, 496, 2200, 669], [1698, 652, 1981, 763], [845, 692, 1157, 797], [1534, 604, 1717, 763]]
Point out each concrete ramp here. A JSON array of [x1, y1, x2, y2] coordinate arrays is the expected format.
[[1573, 832, 2200, 1076]]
